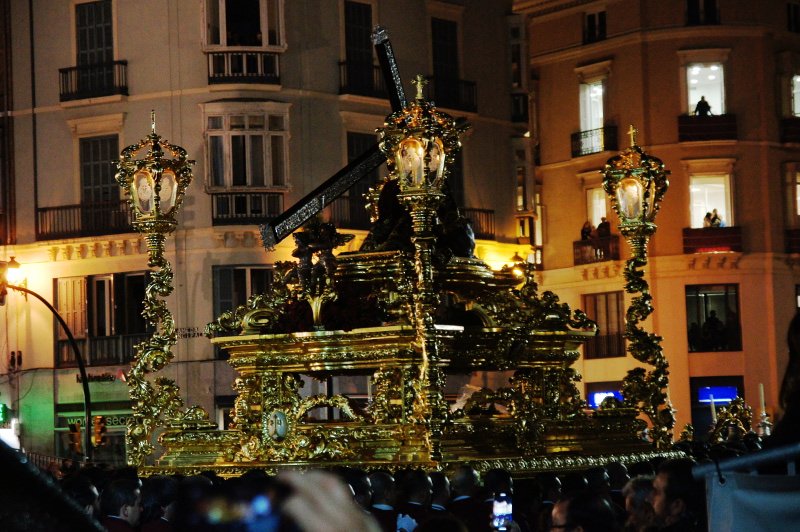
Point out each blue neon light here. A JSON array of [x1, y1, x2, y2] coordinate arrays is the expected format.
[[697, 386, 738, 404]]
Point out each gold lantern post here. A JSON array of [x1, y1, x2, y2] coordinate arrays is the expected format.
[[378, 76, 466, 460], [115, 112, 207, 466], [602, 125, 675, 449]]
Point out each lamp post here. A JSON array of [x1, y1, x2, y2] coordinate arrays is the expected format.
[[378, 75, 466, 460], [602, 125, 675, 449], [1, 258, 94, 461], [115, 111, 196, 466]]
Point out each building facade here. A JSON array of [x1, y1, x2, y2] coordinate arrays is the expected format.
[[514, 0, 800, 434], [0, 0, 530, 461]]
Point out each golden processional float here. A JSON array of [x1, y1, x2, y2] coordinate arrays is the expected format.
[[115, 33, 684, 477]]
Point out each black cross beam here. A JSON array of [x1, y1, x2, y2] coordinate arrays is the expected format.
[[259, 26, 406, 250]]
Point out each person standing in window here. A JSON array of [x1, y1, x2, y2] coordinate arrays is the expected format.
[[694, 96, 712, 117]]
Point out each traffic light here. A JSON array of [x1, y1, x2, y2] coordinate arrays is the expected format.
[[92, 415, 107, 447], [0, 403, 8, 425], [68, 421, 82, 455]]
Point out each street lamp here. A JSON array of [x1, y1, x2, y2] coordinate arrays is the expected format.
[[377, 75, 467, 461], [0, 257, 94, 460], [115, 111, 197, 466], [602, 125, 674, 449]]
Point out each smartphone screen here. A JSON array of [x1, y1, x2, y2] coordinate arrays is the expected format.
[[491, 492, 513, 531]]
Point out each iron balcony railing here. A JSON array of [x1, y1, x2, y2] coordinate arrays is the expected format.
[[211, 191, 283, 225], [36, 201, 132, 240], [207, 51, 280, 84], [573, 235, 621, 265], [338, 62, 388, 99], [682, 226, 743, 254], [678, 114, 737, 142], [426, 76, 477, 113], [571, 125, 619, 157], [462, 208, 495, 240], [584, 332, 626, 359], [325, 194, 372, 231], [59, 61, 128, 102], [56, 333, 150, 368]]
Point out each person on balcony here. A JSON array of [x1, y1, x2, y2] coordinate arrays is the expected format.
[[694, 96, 712, 117], [595, 217, 611, 259], [703, 212, 713, 227]]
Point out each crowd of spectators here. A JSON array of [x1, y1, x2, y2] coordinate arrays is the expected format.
[[42, 454, 716, 532]]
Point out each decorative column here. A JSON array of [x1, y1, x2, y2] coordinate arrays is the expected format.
[[378, 76, 466, 461], [115, 112, 207, 466], [602, 126, 674, 449]]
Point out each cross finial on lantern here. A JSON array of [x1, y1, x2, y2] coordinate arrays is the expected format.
[[412, 74, 428, 100], [628, 124, 638, 147], [151, 110, 156, 135]]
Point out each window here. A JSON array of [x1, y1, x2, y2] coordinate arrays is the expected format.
[[686, 284, 742, 352], [580, 80, 604, 132], [513, 139, 530, 212], [586, 186, 607, 228], [582, 291, 625, 359], [203, 103, 290, 190], [55, 272, 150, 367], [684, 158, 735, 228], [205, 0, 284, 49], [790, 2, 800, 33], [80, 135, 119, 204], [687, 63, 725, 115], [213, 265, 274, 358], [586, 381, 624, 408], [345, 131, 379, 229], [689, 175, 730, 228], [689, 376, 743, 433], [584, 11, 606, 44], [687, 0, 719, 25], [784, 165, 800, 228], [431, 16, 462, 108], [792, 75, 800, 116], [343, 1, 375, 93]]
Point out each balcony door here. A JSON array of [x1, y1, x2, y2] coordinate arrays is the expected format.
[[75, 0, 114, 92], [344, 1, 374, 94], [431, 17, 459, 107], [346, 132, 378, 229], [80, 135, 120, 233]]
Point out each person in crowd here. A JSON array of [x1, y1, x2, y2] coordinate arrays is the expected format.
[[430, 471, 452, 514], [397, 469, 433, 525], [561, 472, 588, 496], [534, 472, 562, 532], [61, 475, 100, 518], [580, 221, 593, 241], [550, 490, 621, 532], [694, 96, 712, 116], [621, 476, 655, 532], [767, 311, 800, 446], [627, 461, 655, 479], [367, 470, 399, 532], [99, 478, 142, 531], [335, 466, 373, 512], [605, 462, 629, 509], [139, 475, 178, 531], [449, 464, 490, 532], [702, 310, 724, 350], [281, 470, 382, 532], [649, 458, 705, 531], [710, 208, 722, 227]]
